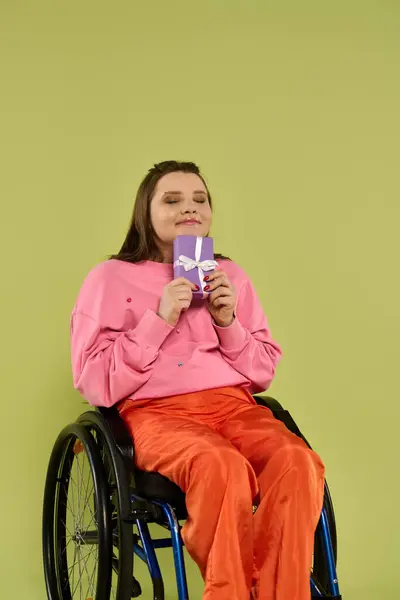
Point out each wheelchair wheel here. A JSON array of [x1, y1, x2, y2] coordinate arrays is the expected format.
[[80, 422, 140, 600], [43, 423, 112, 599]]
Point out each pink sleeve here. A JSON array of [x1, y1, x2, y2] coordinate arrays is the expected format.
[[70, 268, 174, 408], [213, 277, 282, 393]]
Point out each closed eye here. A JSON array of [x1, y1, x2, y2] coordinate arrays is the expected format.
[[164, 195, 181, 204], [193, 193, 209, 204]]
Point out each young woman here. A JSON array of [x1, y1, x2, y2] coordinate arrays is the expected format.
[[71, 160, 325, 600]]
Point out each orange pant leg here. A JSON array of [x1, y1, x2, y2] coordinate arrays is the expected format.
[[218, 398, 325, 600], [118, 395, 258, 600]]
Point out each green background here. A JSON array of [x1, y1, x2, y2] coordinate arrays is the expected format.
[[1, 1, 399, 598]]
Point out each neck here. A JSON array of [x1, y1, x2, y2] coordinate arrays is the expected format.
[[159, 243, 173, 264]]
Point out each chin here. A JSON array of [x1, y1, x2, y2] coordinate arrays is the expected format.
[[176, 225, 204, 234]]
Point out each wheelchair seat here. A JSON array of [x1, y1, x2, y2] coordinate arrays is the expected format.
[[134, 469, 187, 518], [98, 395, 305, 520]]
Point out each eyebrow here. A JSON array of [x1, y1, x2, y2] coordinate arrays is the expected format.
[[162, 190, 208, 196]]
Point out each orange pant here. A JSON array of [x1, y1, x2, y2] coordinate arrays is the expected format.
[[118, 387, 325, 600]]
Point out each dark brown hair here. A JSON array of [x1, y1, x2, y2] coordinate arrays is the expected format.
[[111, 160, 230, 263]]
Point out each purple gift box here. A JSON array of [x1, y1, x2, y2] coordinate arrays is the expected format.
[[173, 235, 218, 299]]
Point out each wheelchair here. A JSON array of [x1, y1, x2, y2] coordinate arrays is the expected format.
[[42, 395, 342, 599]]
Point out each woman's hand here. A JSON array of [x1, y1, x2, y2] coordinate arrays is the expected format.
[[158, 277, 199, 326], [204, 269, 237, 327]]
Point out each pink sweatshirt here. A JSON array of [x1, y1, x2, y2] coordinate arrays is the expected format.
[[70, 259, 282, 408]]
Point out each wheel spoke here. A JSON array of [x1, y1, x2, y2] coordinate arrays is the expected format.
[[70, 570, 82, 598], [81, 481, 95, 531], [78, 454, 86, 533], [75, 454, 83, 533], [60, 475, 76, 527], [70, 543, 77, 596], [82, 452, 94, 526], [77, 452, 89, 534], [61, 518, 75, 540], [80, 496, 96, 538], [74, 450, 97, 535], [61, 536, 73, 557], [86, 547, 98, 599], [65, 490, 76, 523], [76, 451, 95, 533], [68, 544, 96, 569], [82, 545, 98, 597], [77, 545, 84, 600], [68, 474, 79, 520]]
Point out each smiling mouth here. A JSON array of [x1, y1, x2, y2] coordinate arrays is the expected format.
[[178, 220, 200, 225]]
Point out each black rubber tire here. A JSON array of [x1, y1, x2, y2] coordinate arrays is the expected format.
[[312, 480, 338, 595], [42, 423, 112, 599], [77, 412, 136, 600]]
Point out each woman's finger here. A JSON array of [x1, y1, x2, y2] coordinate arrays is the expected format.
[[210, 296, 234, 309], [204, 270, 229, 283], [171, 277, 198, 290], [208, 290, 236, 306], [204, 274, 231, 292], [208, 285, 232, 298], [177, 291, 193, 301], [174, 284, 195, 294], [205, 269, 226, 280]]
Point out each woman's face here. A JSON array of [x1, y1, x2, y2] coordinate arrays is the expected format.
[[150, 171, 213, 261]]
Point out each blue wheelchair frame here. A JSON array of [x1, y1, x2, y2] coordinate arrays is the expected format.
[[99, 394, 342, 599]]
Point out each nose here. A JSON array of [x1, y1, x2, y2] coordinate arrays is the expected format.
[[181, 199, 198, 213]]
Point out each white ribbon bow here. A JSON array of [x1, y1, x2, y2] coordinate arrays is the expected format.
[[178, 256, 218, 272], [174, 237, 218, 293]]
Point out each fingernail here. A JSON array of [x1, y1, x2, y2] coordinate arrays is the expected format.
[[204, 285, 210, 291], [194, 285, 200, 290], [204, 276, 209, 281]]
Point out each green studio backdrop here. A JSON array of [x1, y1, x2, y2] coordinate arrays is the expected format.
[[0, 2, 399, 599]]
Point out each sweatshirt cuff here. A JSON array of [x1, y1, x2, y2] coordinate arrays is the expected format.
[[129, 308, 174, 349], [213, 316, 248, 350]]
